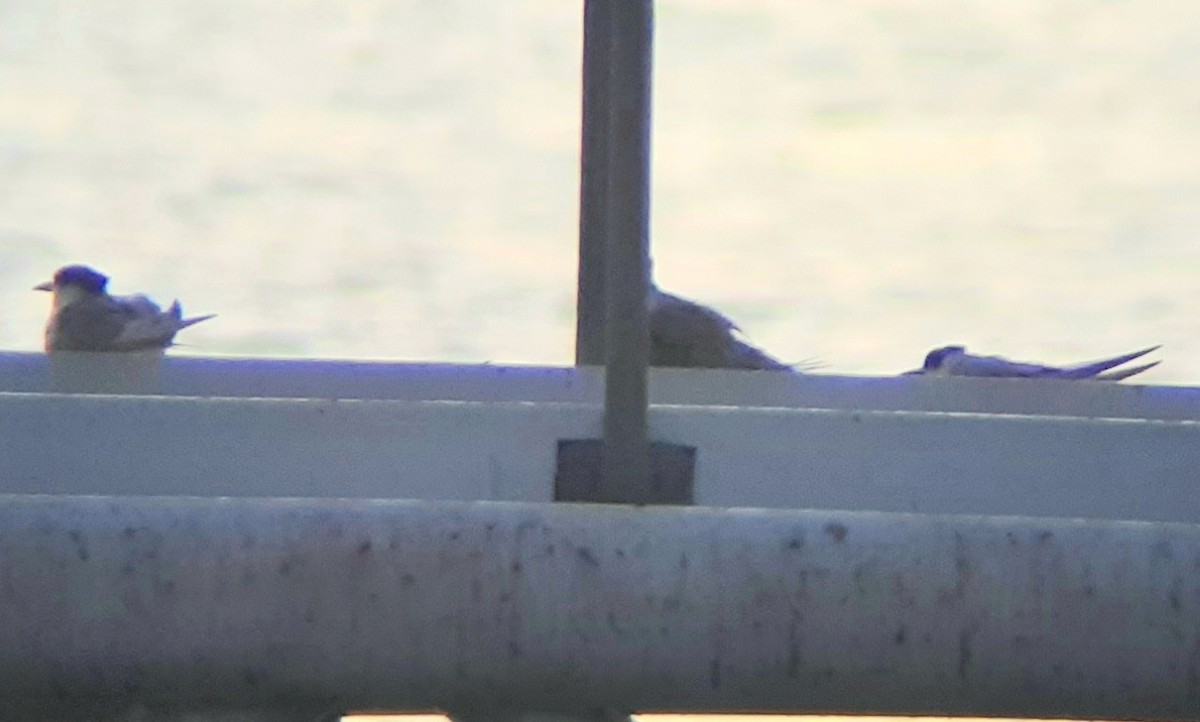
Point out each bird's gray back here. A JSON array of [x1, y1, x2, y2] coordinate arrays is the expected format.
[[649, 291, 788, 371], [47, 296, 180, 352]]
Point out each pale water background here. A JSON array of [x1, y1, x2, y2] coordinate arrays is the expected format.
[[3, 0, 1200, 380]]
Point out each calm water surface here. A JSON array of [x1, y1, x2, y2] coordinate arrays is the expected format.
[[3, 0, 1198, 382]]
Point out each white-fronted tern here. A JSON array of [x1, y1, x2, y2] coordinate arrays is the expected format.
[[906, 344, 1161, 380], [35, 265, 215, 352]]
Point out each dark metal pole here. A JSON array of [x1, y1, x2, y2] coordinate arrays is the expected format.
[[601, 0, 654, 503], [575, 0, 613, 366]]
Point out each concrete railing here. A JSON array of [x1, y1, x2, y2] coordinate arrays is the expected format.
[[4, 353, 1199, 720], [0, 352, 1196, 420], [1, 495, 1197, 720], [2, 391, 1198, 522]]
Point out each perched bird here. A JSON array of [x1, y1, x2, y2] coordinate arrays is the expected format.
[[648, 285, 793, 371], [906, 344, 1161, 380], [34, 264, 215, 352]]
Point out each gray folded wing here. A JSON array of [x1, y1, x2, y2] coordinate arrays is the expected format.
[[940, 345, 1161, 380], [1052, 345, 1161, 379], [47, 295, 214, 352], [648, 289, 790, 371], [1093, 361, 1161, 381], [951, 354, 1058, 377]]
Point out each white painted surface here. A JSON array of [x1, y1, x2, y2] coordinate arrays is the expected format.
[[1, 352, 1197, 420], [3, 392, 1198, 522], [0, 393, 593, 503]]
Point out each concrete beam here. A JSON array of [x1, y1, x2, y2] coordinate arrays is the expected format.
[[0, 495, 1197, 719], [1, 353, 1196, 421], [2, 392, 1199, 522]]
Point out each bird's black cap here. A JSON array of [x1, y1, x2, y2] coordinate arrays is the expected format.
[[922, 345, 965, 371], [52, 265, 110, 294]]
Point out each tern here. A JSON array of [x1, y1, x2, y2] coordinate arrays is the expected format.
[[649, 286, 794, 371], [35, 264, 215, 352], [906, 344, 1161, 380]]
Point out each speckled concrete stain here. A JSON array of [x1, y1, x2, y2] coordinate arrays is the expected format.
[[0, 495, 1196, 718]]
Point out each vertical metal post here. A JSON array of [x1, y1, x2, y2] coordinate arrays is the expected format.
[[562, 1, 689, 508], [575, 0, 613, 366], [601, 0, 654, 503]]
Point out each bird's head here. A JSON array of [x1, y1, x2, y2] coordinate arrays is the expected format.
[[921, 345, 967, 372], [35, 265, 111, 308], [35, 265, 110, 294]]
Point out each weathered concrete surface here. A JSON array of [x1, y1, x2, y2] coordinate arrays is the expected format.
[[1, 392, 1199, 522], [0, 495, 1197, 719], [1, 352, 1197, 420]]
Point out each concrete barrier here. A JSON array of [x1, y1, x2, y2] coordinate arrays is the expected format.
[[0, 352, 1195, 420], [1, 392, 1198, 522], [0, 495, 1196, 719]]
